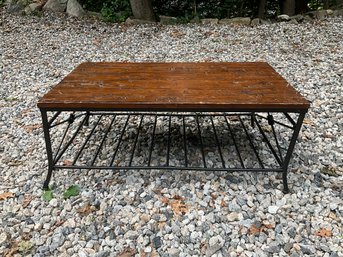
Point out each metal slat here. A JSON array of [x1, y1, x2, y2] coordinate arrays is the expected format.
[[283, 112, 296, 127], [210, 116, 226, 168], [195, 114, 207, 168], [72, 115, 103, 165], [253, 115, 282, 166], [148, 115, 157, 167], [166, 115, 172, 166], [54, 114, 88, 164], [50, 113, 85, 129], [239, 116, 265, 169], [109, 115, 130, 167], [128, 115, 144, 166], [48, 111, 62, 127], [53, 121, 72, 162], [90, 116, 116, 166], [223, 115, 245, 168], [183, 116, 188, 167], [256, 114, 293, 129]]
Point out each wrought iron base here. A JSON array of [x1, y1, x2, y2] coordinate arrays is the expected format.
[[40, 111, 306, 193]]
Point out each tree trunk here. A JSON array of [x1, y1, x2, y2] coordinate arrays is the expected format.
[[295, 0, 308, 14], [258, 0, 267, 18], [280, 0, 295, 16], [129, 0, 155, 21]]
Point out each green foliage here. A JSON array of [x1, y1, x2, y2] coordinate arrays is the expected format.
[[63, 185, 80, 199], [308, 0, 331, 9], [18, 241, 35, 254], [152, 0, 278, 19], [79, 0, 339, 22], [42, 190, 53, 202], [80, 0, 131, 21]]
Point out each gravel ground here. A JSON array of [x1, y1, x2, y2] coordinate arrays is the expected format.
[[0, 10, 342, 257]]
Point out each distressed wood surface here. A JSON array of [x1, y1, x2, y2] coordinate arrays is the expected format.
[[38, 62, 310, 112]]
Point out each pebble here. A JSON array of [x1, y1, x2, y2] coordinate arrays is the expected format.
[[0, 10, 342, 257], [0, 232, 8, 246], [268, 206, 279, 214], [169, 247, 180, 257], [144, 246, 152, 253], [49, 198, 58, 207], [227, 212, 243, 222], [206, 235, 225, 256], [152, 236, 162, 248]]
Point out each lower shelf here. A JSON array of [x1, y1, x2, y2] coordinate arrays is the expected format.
[[45, 111, 299, 173]]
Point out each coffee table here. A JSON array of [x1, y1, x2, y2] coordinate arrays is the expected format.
[[38, 62, 310, 193]]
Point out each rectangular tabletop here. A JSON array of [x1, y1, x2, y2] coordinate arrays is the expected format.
[[37, 62, 310, 112]]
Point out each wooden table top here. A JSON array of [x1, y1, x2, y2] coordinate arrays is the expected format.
[[38, 62, 310, 112]]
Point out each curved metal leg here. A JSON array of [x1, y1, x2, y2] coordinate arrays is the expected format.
[[282, 112, 306, 194], [41, 110, 54, 190], [43, 167, 53, 190]]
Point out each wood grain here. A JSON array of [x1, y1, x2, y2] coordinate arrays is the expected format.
[[37, 62, 310, 112]]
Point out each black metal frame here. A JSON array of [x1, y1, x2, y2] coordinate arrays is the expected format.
[[40, 110, 306, 193]]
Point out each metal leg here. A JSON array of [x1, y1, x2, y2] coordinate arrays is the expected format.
[[41, 110, 54, 190], [84, 111, 90, 126], [281, 112, 306, 193]]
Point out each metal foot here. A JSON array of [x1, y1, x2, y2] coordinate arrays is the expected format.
[[43, 168, 53, 190], [282, 171, 289, 194]]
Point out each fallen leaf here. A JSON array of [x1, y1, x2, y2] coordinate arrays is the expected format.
[[22, 194, 34, 208], [248, 223, 274, 235], [170, 30, 184, 38], [263, 223, 274, 229], [23, 124, 41, 133], [53, 220, 66, 227], [160, 197, 169, 204], [315, 228, 332, 237], [63, 185, 80, 199], [8, 160, 24, 166], [221, 199, 228, 207], [77, 203, 96, 216], [116, 247, 136, 257], [210, 193, 217, 200], [170, 200, 189, 216], [248, 224, 261, 235], [48, 220, 66, 233], [0, 192, 14, 201], [42, 190, 53, 202], [63, 159, 73, 166], [321, 166, 340, 177], [172, 195, 183, 200]]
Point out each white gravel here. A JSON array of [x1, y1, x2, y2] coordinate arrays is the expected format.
[[0, 10, 342, 257]]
